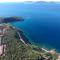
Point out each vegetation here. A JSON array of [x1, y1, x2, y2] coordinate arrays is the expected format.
[[0, 24, 59, 60]]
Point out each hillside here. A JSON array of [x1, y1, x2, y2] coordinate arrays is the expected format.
[[0, 24, 59, 60]]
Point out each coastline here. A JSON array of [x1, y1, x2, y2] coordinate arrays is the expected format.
[[14, 26, 59, 53], [11, 22, 60, 53], [16, 28, 31, 44], [20, 29, 60, 55], [0, 23, 60, 60]]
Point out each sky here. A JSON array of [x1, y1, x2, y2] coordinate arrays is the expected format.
[[0, 0, 60, 2]]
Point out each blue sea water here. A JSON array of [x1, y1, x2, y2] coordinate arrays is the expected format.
[[0, 2, 60, 52]]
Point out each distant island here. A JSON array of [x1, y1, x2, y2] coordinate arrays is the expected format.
[[0, 16, 24, 23], [0, 17, 60, 60]]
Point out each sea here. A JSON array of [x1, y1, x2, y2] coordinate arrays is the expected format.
[[0, 2, 60, 52]]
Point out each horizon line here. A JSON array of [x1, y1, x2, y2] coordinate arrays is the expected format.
[[0, 1, 60, 3]]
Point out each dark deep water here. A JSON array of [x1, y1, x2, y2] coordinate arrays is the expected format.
[[0, 2, 60, 52], [12, 15, 60, 52]]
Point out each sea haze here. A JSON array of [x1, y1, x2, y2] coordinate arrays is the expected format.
[[0, 2, 60, 52]]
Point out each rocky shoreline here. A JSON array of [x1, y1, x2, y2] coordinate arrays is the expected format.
[[16, 28, 31, 44], [15, 25, 60, 60]]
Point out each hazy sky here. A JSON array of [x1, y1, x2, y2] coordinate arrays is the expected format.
[[0, 0, 60, 2]]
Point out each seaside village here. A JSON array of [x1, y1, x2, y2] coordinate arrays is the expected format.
[[0, 24, 60, 60], [0, 24, 10, 56]]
